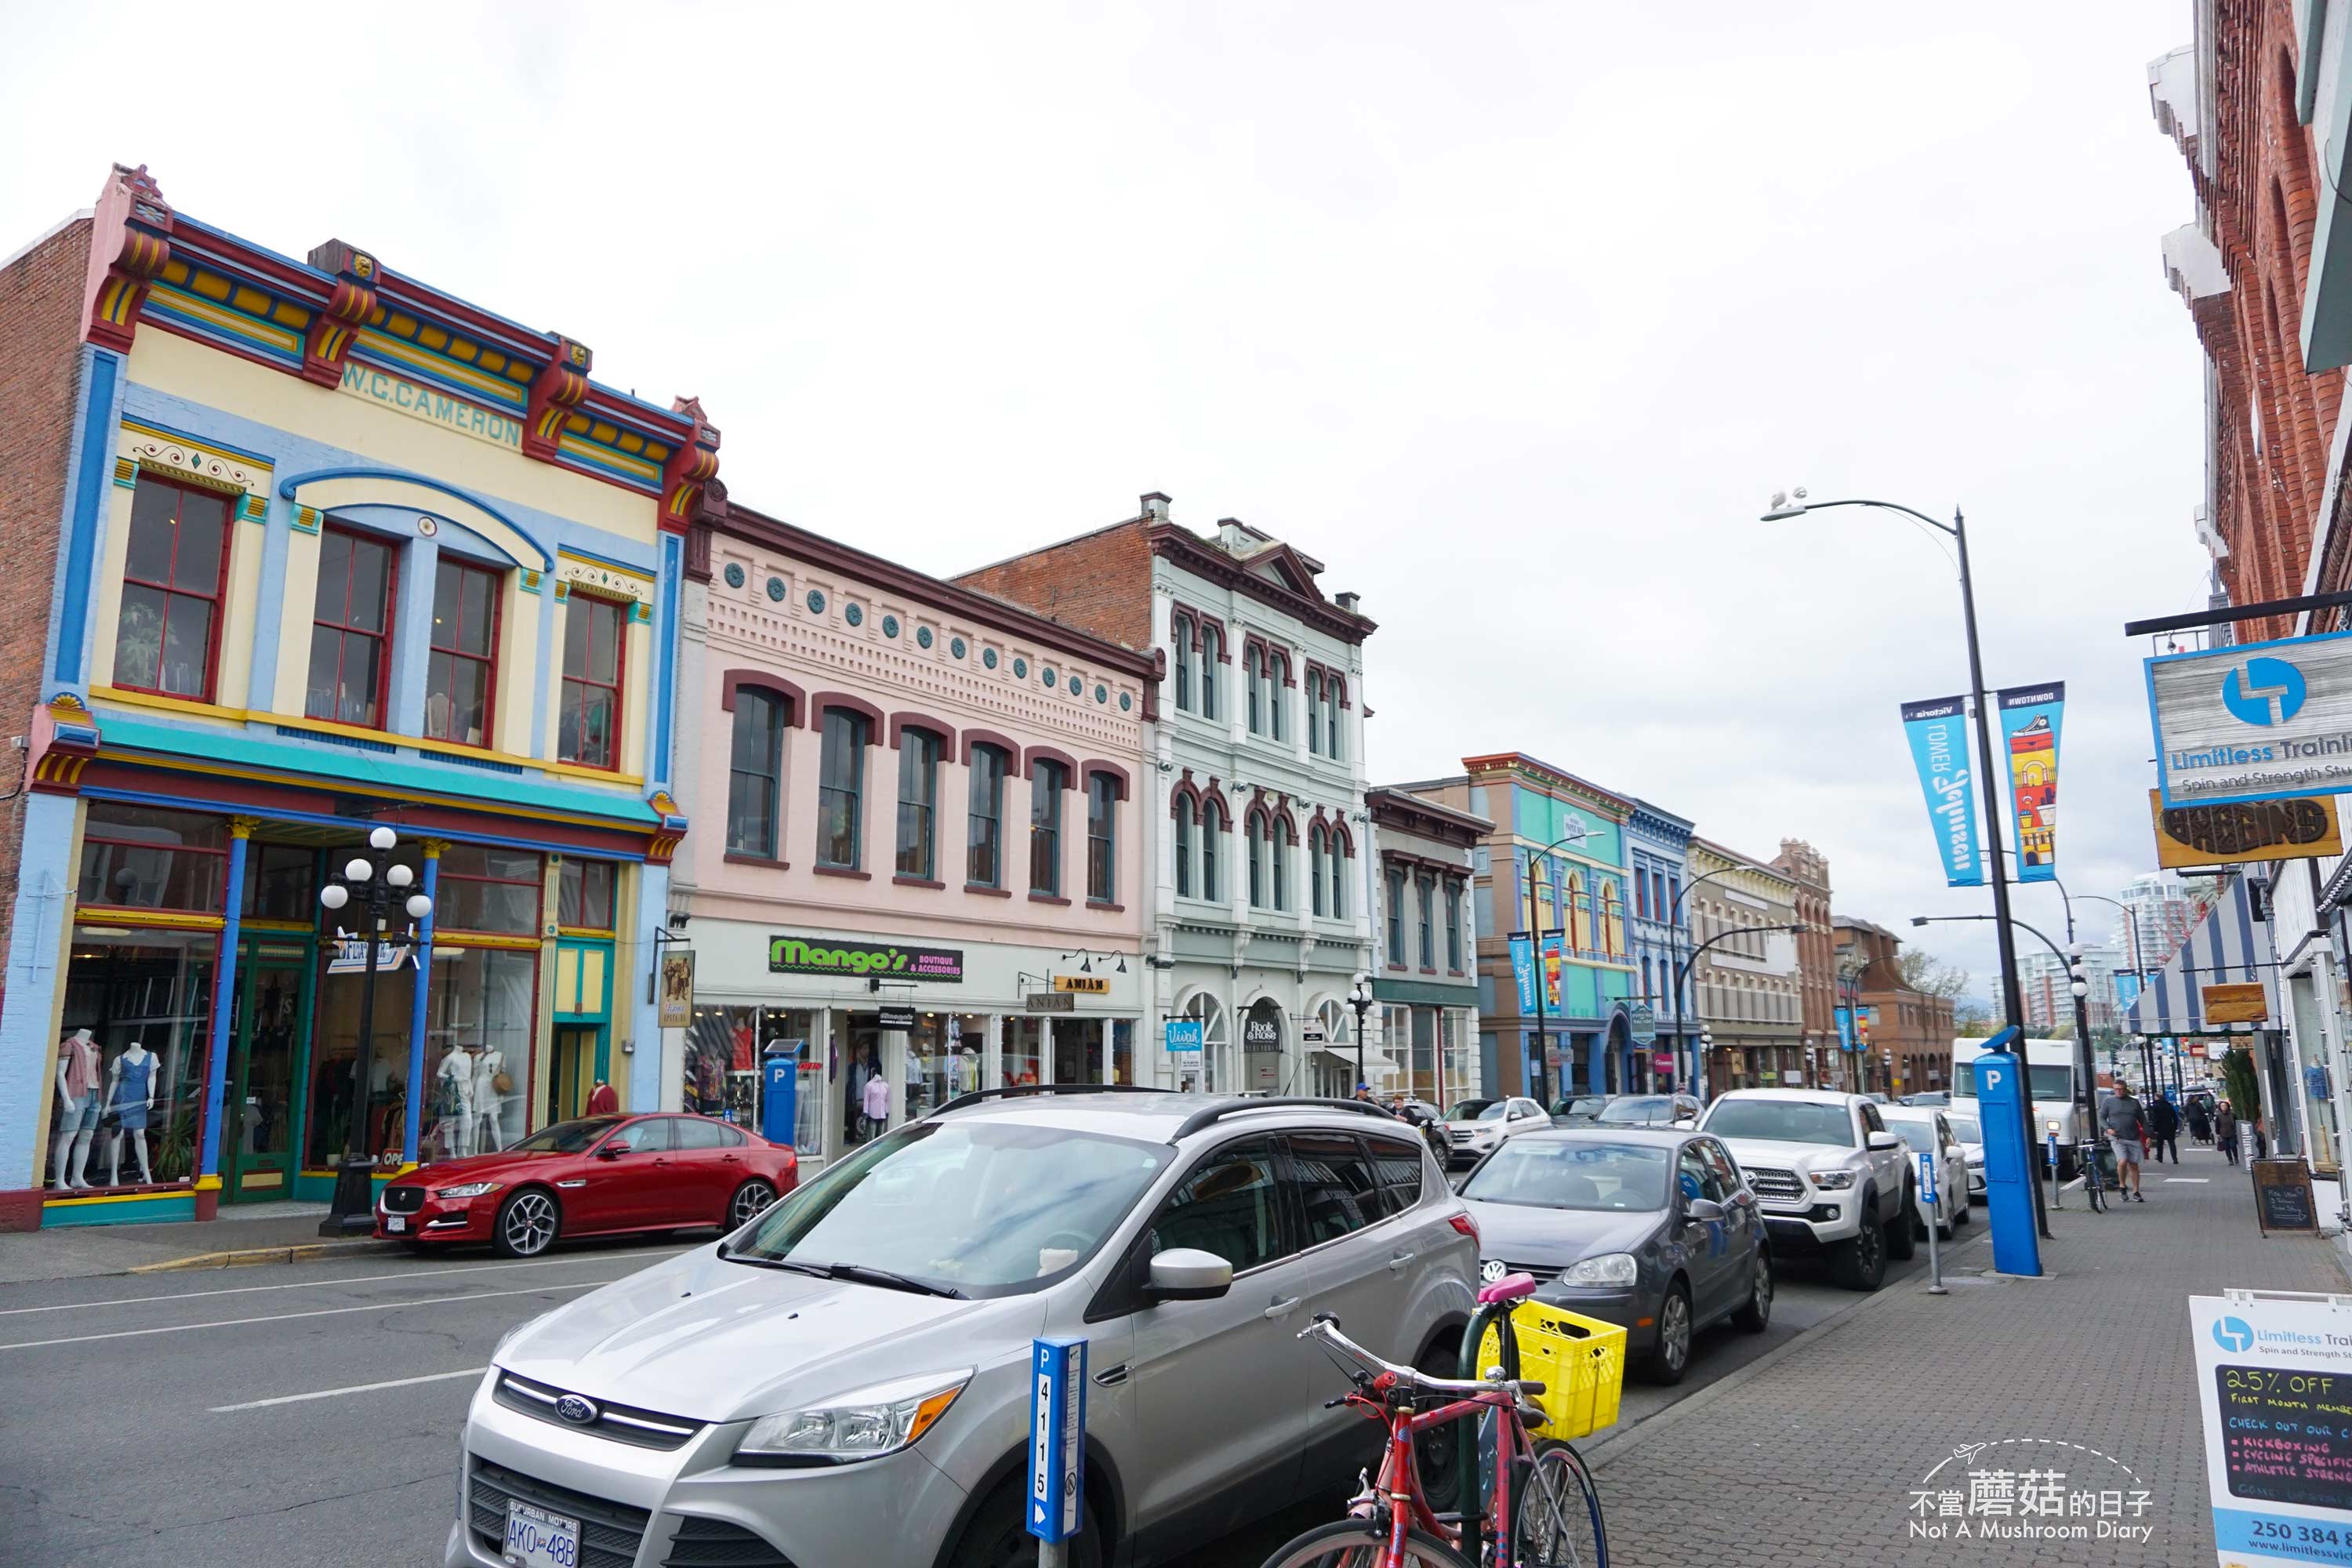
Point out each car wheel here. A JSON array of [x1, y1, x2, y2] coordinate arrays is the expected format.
[[1642, 1279, 1693, 1385], [1955, 1196, 1972, 1225], [1733, 1249, 1773, 1333], [946, 1479, 1103, 1568], [1831, 1212, 1886, 1291], [1886, 1181, 1918, 1261], [728, 1178, 778, 1230], [492, 1189, 560, 1258], [1413, 1338, 1465, 1512]]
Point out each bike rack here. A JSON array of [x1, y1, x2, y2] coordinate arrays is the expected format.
[[1454, 1296, 1523, 1552]]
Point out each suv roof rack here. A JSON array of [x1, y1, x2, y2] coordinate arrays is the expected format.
[[927, 1083, 1172, 1119], [1169, 1095, 1400, 1142]]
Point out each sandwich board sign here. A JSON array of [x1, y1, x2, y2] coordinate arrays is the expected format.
[[2191, 1290, 2352, 1565]]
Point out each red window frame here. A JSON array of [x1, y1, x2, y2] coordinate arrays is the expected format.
[[76, 807, 230, 912], [433, 845, 546, 935], [425, 556, 503, 748], [305, 524, 399, 729], [560, 593, 629, 771], [559, 857, 618, 931], [117, 475, 235, 702]]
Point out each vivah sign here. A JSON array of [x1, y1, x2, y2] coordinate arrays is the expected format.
[[768, 935, 964, 982]]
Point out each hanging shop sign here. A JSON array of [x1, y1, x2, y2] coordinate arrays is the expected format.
[[325, 934, 418, 975], [1025, 992, 1075, 1013], [768, 935, 965, 982], [875, 1005, 918, 1030], [2149, 629, 2352, 808], [2201, 982, 2270, 1025], [1054, 975, 1110, 994], [1302, 1026, 1327, 1044], [657, 949, 695, 1029], [1163, 1020, 1203, 1058], [1628, 1003, 1657, 1046], [1900, 696, 1987, 887], [1997, 683, 2065, 882], [2149, 789, 2343, 868]]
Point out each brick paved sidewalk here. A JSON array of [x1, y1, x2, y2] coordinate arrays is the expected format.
[[1588, 1140, 2350, 1566]]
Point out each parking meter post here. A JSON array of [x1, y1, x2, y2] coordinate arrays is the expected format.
[[2046, 1128, 2063, 1210], [1921, 1149, 1947, 1294], [1028, 1338, 1086, 1566]]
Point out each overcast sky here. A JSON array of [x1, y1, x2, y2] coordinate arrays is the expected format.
[[1, 4, 2209, 995]]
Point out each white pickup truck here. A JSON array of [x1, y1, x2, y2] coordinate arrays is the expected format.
[[1699, 1089, 1915, 1291]]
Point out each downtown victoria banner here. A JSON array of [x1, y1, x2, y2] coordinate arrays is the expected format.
[[1901, 696, 1988, 886], [1997, 683, 2064, 882]]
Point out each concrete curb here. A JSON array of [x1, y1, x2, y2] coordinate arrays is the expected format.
[[1581, 1221, 1998, 1472], [128, 1238, 400, 1273]]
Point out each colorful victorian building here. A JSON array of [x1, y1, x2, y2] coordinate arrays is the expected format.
[[1690, 839, 1804, 1093], [1625, 800, 1696, 1094], [668, 491, 1153, 1167], [1367, 786, 1487, 1102], [0, 166, 714, 1228]]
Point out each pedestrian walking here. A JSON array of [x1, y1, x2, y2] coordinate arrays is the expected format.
[[2186, 1096, 2212, 1145], [2149, 1093, 2180, 1164], [2100, 1081, 2151, 1202], [2216, 1098, 2240, 1166]]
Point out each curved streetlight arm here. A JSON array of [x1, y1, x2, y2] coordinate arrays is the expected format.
[[1675, 923, 1809, 1004], [1761, 495, 1958, 537], [1912, 912, 2067, 970]]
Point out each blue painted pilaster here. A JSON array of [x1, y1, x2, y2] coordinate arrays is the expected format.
[[196, 822, 255, 1189], [0, 793, 81, 1193], [630, 860, 670, 1112], [402, 844, 442, 1166], [651, 532, 681, 786], [390, 536, 441, 738], [50, 348, 125, 687]]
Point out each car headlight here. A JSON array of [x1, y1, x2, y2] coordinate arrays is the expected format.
[[1559, 1252, 1639, 1287], [738, 1370, 972, 1465], [1807, 1170, 1857, 1192], [436, 1181, 501, 1200]]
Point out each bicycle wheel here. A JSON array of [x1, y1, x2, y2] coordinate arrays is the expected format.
[[1517, 1444, 1607, 1568], [1258, 1519, 1474, 1568], [2083, 1156, 2106, 1213]]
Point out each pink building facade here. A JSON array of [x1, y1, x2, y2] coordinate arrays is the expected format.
[[670, 493, 1153, 1166]]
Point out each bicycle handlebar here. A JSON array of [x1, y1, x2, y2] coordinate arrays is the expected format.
[[1299, 1314, 1543, 1398]]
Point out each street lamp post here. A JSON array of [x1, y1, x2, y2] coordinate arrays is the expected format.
[[1766, 493, 2045, 1243], [1346, 975, 1374, 1097], [1677, 924, 1809, 1094], [318, 826, 434, 1238], [1667, 865, 1767, 1101], [1521, 833, 1588, 1102]]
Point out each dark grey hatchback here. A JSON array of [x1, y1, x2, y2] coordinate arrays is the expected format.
[[1457, 1128, 1773, 1385]]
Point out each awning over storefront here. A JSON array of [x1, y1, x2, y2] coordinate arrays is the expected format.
[[2124, 875, 2275, 1036]]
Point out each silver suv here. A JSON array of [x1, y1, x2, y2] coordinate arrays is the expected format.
[[448, 1089, 1479, 1568]]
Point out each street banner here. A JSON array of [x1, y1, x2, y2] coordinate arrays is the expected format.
[[1998, 683, 2064, 881], [1508, 931, 1537, 1013], [1835, 1005, 1857, 1052], [2148, 627, 2352, 808], [1539, 929, 1566, 1009], [2114, 973, 2144, 1013], [1901, 696, 1988, 886], [2150, 789, 2343, 868], [2190, 1290, 2352, 1566]]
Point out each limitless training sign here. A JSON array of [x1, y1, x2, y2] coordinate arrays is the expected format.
[[2148, 629, 2352, 808]]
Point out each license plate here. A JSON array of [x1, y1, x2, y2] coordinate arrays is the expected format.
[[504, 1500, 579, 1568], [383, 1215, 405, 1233]]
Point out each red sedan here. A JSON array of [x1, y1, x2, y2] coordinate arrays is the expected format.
[[374, 1112, 797, 1258]]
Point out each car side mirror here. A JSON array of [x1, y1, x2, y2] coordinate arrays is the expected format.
[[1686, 1198, 1726, 1225], [1866, 1132, 1900, 1152], [1672, 1117, 1696, 1130], [1146, 1247, 1233, 1302], [598, 1140, 632, 1159]]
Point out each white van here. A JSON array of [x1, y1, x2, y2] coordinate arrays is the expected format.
[[1951, 1036, 2086, 1174]]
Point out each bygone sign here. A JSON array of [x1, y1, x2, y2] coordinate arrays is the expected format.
[[2148, 630, 2352, 807]]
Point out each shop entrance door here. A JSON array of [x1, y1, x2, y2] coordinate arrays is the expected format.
[[548, 1026, 604, 1125], [225, 956, 307, 1201]]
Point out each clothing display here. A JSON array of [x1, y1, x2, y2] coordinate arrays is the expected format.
[[586, 1080, 619, 1116], [107, 1048, 155, 1131], [472, 1047, 506, 1153], [51, 1030, 100, 1191], [862, 1072, 891, 1123]]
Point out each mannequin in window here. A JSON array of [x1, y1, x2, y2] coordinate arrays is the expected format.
[[586, 1078, 619, 1116], [440, 1044, 481, 1158], [472, 1042, 508, 1154], [103, 1040, 158, 1186], [52, 1029, 100, 1190]]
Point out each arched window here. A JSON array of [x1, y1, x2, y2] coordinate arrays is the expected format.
[[727, 689, 786, 857], [1171, 615, 1194, 712], [1201, 799, 1225, 902], [1308, 825, 1327, 915], [1325, 676, 1344, 759], [1181, 991, 1229, 1091], [1272, 818, 1293, 910], [1305, 672, 1323, 755], [1566, 873, 1587, 953], [1245, 646, 1263, 734], [1329, 829, 1347, 920], [965, 742, 1008, 887], [1267, 652, 1287, 742], [1602, 885, 1624, 956], [1174, 795, 1196, 898], [1199, 626, 1221, 720], [1247, 813, 1267, 907]]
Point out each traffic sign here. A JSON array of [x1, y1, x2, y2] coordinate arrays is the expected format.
[[1028, 1338, 1087, 1544]]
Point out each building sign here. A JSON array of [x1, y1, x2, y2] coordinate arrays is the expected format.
[[1025, 992, 1075, 1013], [325, 935, 417, 975], [658, 949, 695, 1029], [2150, 789, 2343, 868], [1998, 683, 2065, 882], [1243, 1003, 1283, 1049], [1900, 695, 1987, 886], [2149, 629, 2352, 807], [337, 362, 522, 452], [2190, 1291, 2352, 1561], [875, 1005, 918, 1030], [1302, 1026, 1327, 1044], [1054, 975, 1110, 994], [1628, 1003, 1657, 1046], [2201, 982, 2270, 1025], [768, 935, 964, 982], [1163, 1020, 1203, 1058]]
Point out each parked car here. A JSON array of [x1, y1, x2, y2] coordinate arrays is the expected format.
[[451, 1089, 1479, 1568], [1940, 1109, 1988, 1201], [1698, 1090, 1914, 1291], [1458, 1127, 1771, 1385], [1876, 1108, 1973, 1240], [1899, 1091, 1951, 1108], [377, 1112, 797, 1258], [1592, 1093, 1704, 1130], [1549, 1094, 1610, 1125], [1444, 1094, 1552, 1168]]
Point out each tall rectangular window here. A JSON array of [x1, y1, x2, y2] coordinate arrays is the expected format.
[[305, 526, 396, 728], [1634, 866, 1650, 920], [1385, 869, 1405, 965], [967, 744, 1006, 887], [560, 594, 626, 769], [1087, 774, 1117, 902], [1200, 803, 1221, 902], [727, 691, 785, 856], [1268, 657, 1285, 742], [117, 476, 232, 700], [1305, 673, 1323, 755], [1446, 883, 1462, 969], [425, 557, 499, 746], [1326, 681, 1341, 758], [1174, 798, 1194, 898], [817, 709, 868, 869], [895, 728, 940, 878], [559, 857, 617, 930], [1247, 819, 1266, 907], [1309, 827, 1326, 916], [1199, 628, 1221, 720], [1271, 822, 1290, 910], [1327, 836, 1345, 918], [1173, 623, 1192, 712], [1418, 878, 1434, 967], [1029, 761, 1065, 895], [1246, 648, 1262, 733]]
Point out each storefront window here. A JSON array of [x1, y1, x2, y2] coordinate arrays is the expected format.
[[423, 947, 537, 1157], [1004, 1016, 1046, 1087], [1111, 1018, 1134, 1086], [1054, 1018, 1105, 1085], [242, 843, 317, 921], [53, 929, 216, 1191], [907, 1011, 989, 1120], [1180, 993, 1226, 1093], [841, 1012, 887, 1143], [78, 804, 227, 911], [303, 951, 416, 1170], [684, 1005, 822, 1137], [558, 857, 617, 930], [435, 845, 543, 934]]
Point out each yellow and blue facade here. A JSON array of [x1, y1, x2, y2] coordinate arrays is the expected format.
[[0, 165, 713, 1228]]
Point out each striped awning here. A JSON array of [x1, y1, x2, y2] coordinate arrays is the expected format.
[[2122, 875, 2274, 1036]]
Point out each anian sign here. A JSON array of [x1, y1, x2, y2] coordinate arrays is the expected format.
[[2147, 629, 2352, 807]]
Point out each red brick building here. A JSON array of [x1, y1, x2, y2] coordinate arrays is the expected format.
[[1772, 840, 1842, 1088], [1833, 918, 1954, 1098]]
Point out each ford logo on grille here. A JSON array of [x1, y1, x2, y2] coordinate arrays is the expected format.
[[554, 1394, 599, 1425], [1479, 1259, 1506, 1283]]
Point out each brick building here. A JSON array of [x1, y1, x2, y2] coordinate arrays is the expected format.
[[1690, 840, 1802, 1091], [1772, 839, 1842, 1088], [1833, 917, 1955, 1098]]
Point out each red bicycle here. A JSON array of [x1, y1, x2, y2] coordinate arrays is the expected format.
[[1259, 1276, 1608, 1568]]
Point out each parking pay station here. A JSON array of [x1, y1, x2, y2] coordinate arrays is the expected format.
[[1973, 1029, 2043, 1277], [760, 1042, 799, 1148]]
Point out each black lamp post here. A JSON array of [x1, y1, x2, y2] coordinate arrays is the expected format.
[[1765, 492, 2045, 1242], [318, 826, 433, 1237], [1676, 924, 1808, 1096], [1346, 975, 1374, 1096]]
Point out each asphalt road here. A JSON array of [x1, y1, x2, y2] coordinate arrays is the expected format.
[[1, 1217, 1987, 1568]]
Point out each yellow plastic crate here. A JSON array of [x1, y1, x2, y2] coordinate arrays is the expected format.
[[1475, 1299, 1628, 1439]]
